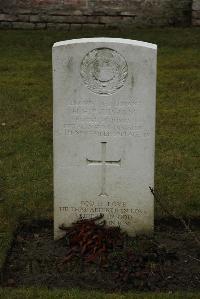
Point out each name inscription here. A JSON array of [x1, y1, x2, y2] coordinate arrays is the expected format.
[[64, 98, 150, 138]]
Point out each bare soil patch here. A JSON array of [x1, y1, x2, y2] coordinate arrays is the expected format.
[[1, 218, 200, 292]]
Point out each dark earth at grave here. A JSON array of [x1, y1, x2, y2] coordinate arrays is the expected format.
[[1, 218, 200, 292]]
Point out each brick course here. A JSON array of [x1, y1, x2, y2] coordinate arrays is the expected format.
[[192, 0, 200, 25], [0, 0, 196, 29]]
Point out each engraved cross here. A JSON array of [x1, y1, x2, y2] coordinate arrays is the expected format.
[[86, 142, 121, 196]]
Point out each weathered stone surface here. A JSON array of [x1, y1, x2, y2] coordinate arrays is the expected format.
[[192, 0, 200, 26], [121, 16, 136, 24], [41, 15, 88, 23], [120, 11, 137, 16], [12, 8, 32, 15], [104, 23, 121, 30], [86, 16, 101, 24], [53, 38, 157, 239], [0, 0, 194, 28], [46, 22, 58, 28], [0, 21, 12, 28], [70, 23, 83, 29], [12, 22, 35, 29], [42, 15, 69, 23], [193, 10, 200, 18], [35, 22, 47, 29], [192, 18, 200, 25], [193, 0, 200, 11], [62, 15, 88, 23], [18, 14, 30, 22], [30, 14, 41, 22], [46, 22, 70, 29], [0, 13, 18, 22], [82, 23, 105, 29], [99, 16, 122, 24]]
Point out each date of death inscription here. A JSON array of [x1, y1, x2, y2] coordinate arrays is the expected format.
[[59, 200, 147, 226]]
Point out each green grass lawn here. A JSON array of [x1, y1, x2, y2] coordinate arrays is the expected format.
[[0, 28, 200, 297], [0, 288, 200, 299]]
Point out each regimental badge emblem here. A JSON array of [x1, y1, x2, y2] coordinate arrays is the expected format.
[[80, 48, 128, 95]]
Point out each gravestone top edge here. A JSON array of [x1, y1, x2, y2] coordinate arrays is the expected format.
[[53, 37, 157, 50]]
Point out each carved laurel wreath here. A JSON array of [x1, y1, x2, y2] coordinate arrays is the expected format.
[[80, 48, 128, 95]]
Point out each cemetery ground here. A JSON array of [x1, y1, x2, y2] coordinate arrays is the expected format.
[[0, 28, 199, 298]]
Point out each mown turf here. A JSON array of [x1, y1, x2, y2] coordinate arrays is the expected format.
[[0, 28, 199, 285], [0, 288, 200, 299]]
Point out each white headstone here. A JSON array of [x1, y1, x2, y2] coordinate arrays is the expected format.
[[53, 38, 157, 239]]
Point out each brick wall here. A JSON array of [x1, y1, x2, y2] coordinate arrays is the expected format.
[[0, 0, 194, 29], [192, 0, 200, 25]]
